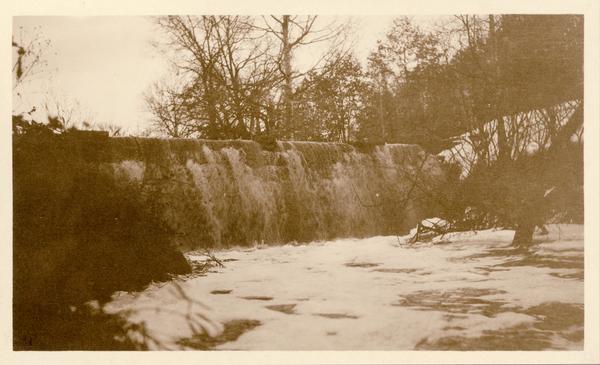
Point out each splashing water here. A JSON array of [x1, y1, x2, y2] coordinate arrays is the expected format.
[[108, 139, 445, 249]]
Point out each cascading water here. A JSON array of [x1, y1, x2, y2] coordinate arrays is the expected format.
[[107, 138, 445, 249]]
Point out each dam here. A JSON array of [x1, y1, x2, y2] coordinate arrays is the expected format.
[[68, 135, 446, 249], [106, 138, 446, 248]]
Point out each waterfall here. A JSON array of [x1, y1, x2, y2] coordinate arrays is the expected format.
[[107, 138, 445, 249]]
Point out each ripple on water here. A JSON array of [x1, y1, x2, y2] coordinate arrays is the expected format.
[[240, 296, 273, 301], [265, 304, 297, 314], [178, 319, 262, 350], [394, 288, 509, 317], [415, 302, 583, 350], [345, 262, 380, 268]]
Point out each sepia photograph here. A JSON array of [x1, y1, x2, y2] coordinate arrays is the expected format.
[[2, 0, 600, 363]]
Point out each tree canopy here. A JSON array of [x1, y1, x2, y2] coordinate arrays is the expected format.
[[146, 15, 583, 154]]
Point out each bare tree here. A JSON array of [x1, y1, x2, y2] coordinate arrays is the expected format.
[[42, 92, 95, 130], [12, 26, 55, 121], [153, 16, 281, 139], [144, 77, 196, 138], [257, 16, 352, 138], [12, 27, 52, 90]]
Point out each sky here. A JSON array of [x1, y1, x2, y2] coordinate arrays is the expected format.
[[12, 16, 397, 133]]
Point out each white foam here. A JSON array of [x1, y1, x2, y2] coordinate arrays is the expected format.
[[105, 224, 583, 350]]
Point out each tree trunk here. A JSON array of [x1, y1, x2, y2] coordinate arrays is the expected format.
[[511, 103, 583, 248], [488, 15, 509, 163], [282, 15, 294, 139], [512, 221, 535, 247], [378, 85, 385, 142]]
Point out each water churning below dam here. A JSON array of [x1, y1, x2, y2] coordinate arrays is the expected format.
[[93, 137, 445, 249]]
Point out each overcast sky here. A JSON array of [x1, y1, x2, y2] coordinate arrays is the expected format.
[[12, 16, 398, 133]]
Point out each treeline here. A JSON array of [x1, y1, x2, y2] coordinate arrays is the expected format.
[[146, 15, 583, 152]]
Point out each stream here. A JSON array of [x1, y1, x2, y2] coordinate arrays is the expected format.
[[105, 224, 584, 350]]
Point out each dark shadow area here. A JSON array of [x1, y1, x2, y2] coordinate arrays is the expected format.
[[240, 296, 274, 301], [345, 262, 380, 268], [177, 319, 262, 350], [393, 288, 509, 317], [265, 304, 297, 314], [372, 268, 420, 274], [211, 289, 233, 295], [415, 324, 554, 351], [313, 313, 359, 319], [13, 304, 148, 350], [496, 254, 583, 271], [415, 302, 583, 350], [13, 120, 191, 350]]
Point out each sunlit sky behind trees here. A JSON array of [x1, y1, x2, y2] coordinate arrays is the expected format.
[[13, 16, 403, 133]]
